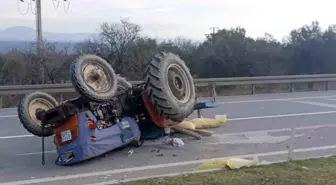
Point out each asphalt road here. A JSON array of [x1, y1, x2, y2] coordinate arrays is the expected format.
[[2, 91, 336, 184]]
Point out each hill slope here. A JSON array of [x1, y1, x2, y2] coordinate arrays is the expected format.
[[0, 26, 95, 42], [0, 26, 95, 53]]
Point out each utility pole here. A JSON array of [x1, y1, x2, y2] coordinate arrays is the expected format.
[[205, 27, 219, 44], [209, 27, 219, 35], [35, 0, 44, 83], [17, 0, 71, 84]]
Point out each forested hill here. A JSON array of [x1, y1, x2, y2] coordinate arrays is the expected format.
[[1, 19, 336, 85]]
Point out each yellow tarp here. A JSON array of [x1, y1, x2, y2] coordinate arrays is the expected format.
[[196, 157, 258, 170], [226, 158, 258, 169], [177, 120, 196, 130], [196, 158, 229, 170], [177, 115, 228, 130]]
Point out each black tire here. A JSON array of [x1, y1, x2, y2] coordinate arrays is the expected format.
[[70, 54, 118, 102], [144, 52, 196, 121], [17, 92, 58, 137], [117, 75, 132, 92], [132, 138, 144, 147]]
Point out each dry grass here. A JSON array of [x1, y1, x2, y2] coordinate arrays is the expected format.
[[119, 156, 336, 185]]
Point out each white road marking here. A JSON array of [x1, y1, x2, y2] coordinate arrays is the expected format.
[[0, 107, 16, 111], [2, 144, 336, 185], [206, 124, 336, 145], [211, 124, 336, 137], [15, 150, 56, 156], [0, 114, 17, 118], [227, 110, 336, 121], [292, 100, 336, 109], [206, 133, 304, 145], [15, 124, 336, 154], [324, 98, 336, 101], [217, 95, 336, 104], [2, 111, 336, 140], [0, 134, 34, 139], [0, 94, 336, 119]]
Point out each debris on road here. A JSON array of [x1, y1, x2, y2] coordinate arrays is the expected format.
[[171, 126, 202, 140], [170, 115, 228, 140], [165, 138, 185, 147], [128, 150, 134, 156]]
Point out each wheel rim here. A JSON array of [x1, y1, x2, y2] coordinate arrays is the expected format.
[[28, 98, 55, 127], [166, 64, 191, 104], [82, 62, 112, 93]]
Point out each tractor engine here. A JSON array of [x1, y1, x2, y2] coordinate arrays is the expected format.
[[91, 99, 122, 122]]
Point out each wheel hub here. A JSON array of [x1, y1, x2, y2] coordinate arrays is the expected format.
[[167, 64, 190, 103], [28, 98, 54, 127], [168, 72, 185, 100], [82, 62, 111, 93]]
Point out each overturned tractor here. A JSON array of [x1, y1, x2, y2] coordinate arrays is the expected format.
[[17, 52, 197, 165]]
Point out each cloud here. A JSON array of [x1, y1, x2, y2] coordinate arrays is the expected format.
[[1, 0, 336, 40]]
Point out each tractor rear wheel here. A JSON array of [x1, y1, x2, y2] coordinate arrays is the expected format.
[[144, 52, 196, 121]]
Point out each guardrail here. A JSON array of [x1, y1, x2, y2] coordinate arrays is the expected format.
[[1, 73, 336, 108]]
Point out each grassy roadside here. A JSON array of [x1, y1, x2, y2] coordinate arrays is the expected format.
[[119, 156, 336, 185]]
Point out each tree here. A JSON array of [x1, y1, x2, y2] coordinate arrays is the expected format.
[[286, 21, 325, 74], [3, 18, 336, 86], [125, 37, 158, 80], [99, 18, 141, 74]]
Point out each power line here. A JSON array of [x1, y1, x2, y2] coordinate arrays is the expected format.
[[17, 0, 71, 83], [52, 0, 60, 9], [63, 0, 71, 12], [17, 0, 29, 15], [29, 0, 36, 15]]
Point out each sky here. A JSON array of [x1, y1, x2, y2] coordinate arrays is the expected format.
[[0, 0, 335, 41]]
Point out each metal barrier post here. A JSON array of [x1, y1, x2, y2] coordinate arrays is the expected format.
[[326, 81, 329, 90], [211, 83, 217, 102], [60, 93, 64, 102], [251, 84, 256, 94], [0, 96, 2, 108], [288, 124, 296, 161]]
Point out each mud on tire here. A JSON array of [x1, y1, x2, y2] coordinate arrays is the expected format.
[[144, 52, 196, 121], [17, 92, 58, 137], [70, 54, 118, 102]]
